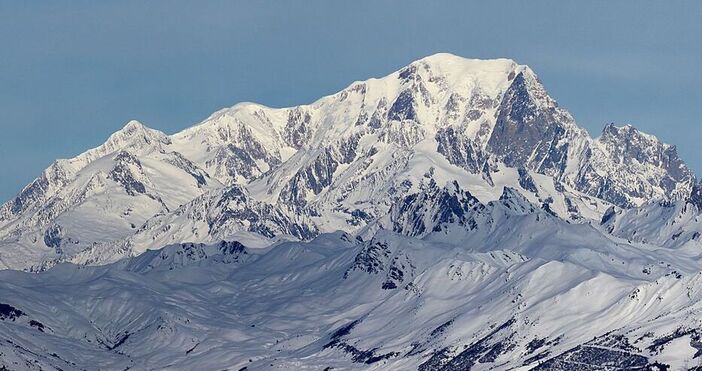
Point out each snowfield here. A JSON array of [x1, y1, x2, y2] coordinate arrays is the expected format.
[[1, 53, 701, 370]]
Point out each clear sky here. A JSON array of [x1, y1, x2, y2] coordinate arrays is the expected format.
[[1, 1, 701, 202]]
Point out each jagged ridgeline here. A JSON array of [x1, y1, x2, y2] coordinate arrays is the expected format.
[[1, 54, 701, 370], [0, 53, 693, 270]]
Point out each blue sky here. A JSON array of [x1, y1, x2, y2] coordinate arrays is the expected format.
[[1, 1, 701, 202]]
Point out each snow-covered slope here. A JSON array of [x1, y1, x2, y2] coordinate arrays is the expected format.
[[2, 191, 702, 370], [598, 182, 702, 255], [0, 121, 220, 270], [65, 185, 318, 266]]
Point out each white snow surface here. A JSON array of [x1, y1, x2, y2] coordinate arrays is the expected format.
[[2, 204, 702, 369]]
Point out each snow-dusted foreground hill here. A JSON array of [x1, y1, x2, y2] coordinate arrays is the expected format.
[[2, 53, 702, 369], [3, 192, 702, 370]]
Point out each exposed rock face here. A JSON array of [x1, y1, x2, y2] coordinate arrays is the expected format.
[[390, 180, 484, 238], [574, 124, 695, 208], [436, 127, 486, 173], [284, 108, 313, 149], [690, 182, 702, 210], [487, 72, 585, 179], [108, 151, 148, 196], [206, 144, 262, 184]]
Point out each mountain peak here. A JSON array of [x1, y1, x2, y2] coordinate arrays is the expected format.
[[60, 120, 172, 173], [587, 122, 694, 207], [601, 123, 661, 144], [497, 186, 537, 215], [414, 53, 519, 69], [1, 53, 697, 272], [405, 53, 526, 87], [99, 119, 170, 150], [122, 119, 146, 131]]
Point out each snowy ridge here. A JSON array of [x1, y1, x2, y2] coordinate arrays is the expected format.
[[0, 53, 693, 270], [2, 199, 702, 369]]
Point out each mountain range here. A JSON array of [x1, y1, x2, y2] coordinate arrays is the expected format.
[[1, 53, 701, 370]]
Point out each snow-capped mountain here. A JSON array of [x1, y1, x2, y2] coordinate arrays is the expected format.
[[0, 121, 220, 270], [1, 53, 690, 270], [1, 53, 701, 369]]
